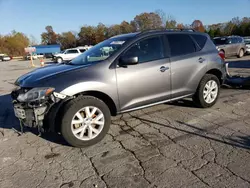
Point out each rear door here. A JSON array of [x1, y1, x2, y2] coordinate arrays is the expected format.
[[116, 35, 171, 112], [231, 38, 239, 55], [167, 33, 208, 99]]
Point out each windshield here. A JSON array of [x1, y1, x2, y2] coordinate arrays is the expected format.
[[213, 38, 229, 45], [69, 36, 132, 65]]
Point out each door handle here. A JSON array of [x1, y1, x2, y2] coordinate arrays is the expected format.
[[160, 66, 169, 72], [198, 57, 205, 63]]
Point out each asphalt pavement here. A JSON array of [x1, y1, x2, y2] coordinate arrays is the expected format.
[[1, 57, 250, 188]]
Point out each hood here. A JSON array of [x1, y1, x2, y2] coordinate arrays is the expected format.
[[15, 63, 89, 87]]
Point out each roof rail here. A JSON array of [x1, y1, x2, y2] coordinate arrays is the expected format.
[[139, 28, 196, 34]]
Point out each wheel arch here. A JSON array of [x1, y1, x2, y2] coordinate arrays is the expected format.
[[50, 90, 117, 133], [206, 69, 223, 85]]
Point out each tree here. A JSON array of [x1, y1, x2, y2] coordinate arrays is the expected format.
[[0, 31, 29, 56], [177, 23, 184, 29], [155, 9, 167, 27], [120, 21, 134, 34], [78, 26, 96, 45], [106, 24, 122, 38], [165, 15, 177, 29], [133, 12, 163, 31], [57, 31, 77, 49], [29, 35, 38, 46], [191, 20, 205, 32], [214, 28, 222, 37], [41, 26, 58, 44], [95, 23, 107, 43]]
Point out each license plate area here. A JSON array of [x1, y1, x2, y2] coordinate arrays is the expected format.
[[14, 106, 26, 119]]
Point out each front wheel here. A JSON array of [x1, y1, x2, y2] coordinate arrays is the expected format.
[[61, 96, 111, 148], [238, 49, 244, 58], [193, 74, 220, 108]]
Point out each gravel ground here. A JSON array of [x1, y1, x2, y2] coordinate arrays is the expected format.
[[0, 56, 250, 188]]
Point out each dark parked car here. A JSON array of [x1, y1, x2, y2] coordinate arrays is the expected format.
[[11, 29, 226, 147], [213, 36, 246, 58]]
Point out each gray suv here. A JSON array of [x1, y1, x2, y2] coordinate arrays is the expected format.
[[213, 36, 246, 58], [11, 29, 226, 147]]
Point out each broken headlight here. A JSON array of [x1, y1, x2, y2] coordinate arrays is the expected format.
[[17, 87, 55, 102]]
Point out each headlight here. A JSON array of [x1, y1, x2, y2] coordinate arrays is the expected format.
[[17, 87, 55, 102]]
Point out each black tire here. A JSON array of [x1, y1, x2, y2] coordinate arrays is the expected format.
[[237, 48, 244, 58], [56, 57, 63, 63], [193, 74, 220, 108], [61, 95, 111, 148]]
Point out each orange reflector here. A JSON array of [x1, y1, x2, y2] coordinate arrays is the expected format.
[[45, 88, 54, 96]]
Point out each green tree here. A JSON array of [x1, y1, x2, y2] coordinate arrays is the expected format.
[[41, 26, 58, 44], [133, 12, 163, 31], [78, 26, 96, 45], [58, 31, 77, 49]]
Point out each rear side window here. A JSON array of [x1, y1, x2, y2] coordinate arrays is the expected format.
[[66, 50, 79, 54], [79, 49, 86, 53], [167, 34, 196, 57], [192, 35, 207, 49]]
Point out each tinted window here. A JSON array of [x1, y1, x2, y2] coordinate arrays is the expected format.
[[66, 50, 78, 54], [168, 34, 196, 57], [232, 38, 238, 44], [123, 36, 165, 63], [192, 35, 207, 49], [79, 49, 86, 53]]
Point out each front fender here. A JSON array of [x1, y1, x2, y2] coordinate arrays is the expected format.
[[60, 81, 107, 96]]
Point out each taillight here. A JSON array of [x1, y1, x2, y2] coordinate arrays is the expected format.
[[219, 51, 225, 60]]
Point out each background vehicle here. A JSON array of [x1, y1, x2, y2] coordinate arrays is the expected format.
[[2, 55, 11, 61], [1, 54, 11, 61], [12, 29, 226, 148], [244, 37, 250, 55], [213, 36, 246, 58], [26, 53, 38, 60], [52, 46, 92, 63]]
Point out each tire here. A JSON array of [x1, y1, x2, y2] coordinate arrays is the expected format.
[[61, 96, 111, 148], [193, 74, 220, 108], [237, 49, 244, 58], [56, 57, 63, 63]]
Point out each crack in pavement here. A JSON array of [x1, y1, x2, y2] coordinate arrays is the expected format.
[[80, 149, 109, 188]]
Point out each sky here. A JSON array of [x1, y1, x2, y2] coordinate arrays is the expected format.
[[0, 0, 250, 42]]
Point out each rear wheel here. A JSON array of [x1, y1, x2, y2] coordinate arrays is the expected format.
[[56, 57, 63, 63], [238, 49, 244, 58], [61, 96, 111, 148], [193, 74, 220, 108]]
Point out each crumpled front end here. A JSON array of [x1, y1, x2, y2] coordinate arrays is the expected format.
[[11, 86, 69, 134]]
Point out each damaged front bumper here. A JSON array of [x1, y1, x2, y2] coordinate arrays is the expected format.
[[11, 90, 69, 134]]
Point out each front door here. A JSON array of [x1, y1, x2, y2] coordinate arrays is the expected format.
[[115, 35, 171, 112]]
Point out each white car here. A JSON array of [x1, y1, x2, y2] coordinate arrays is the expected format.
[[26, 54, 38, 60], [53, 46, 92, 63]]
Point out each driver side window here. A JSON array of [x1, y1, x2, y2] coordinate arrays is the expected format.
[[123, 36, 165, 64]]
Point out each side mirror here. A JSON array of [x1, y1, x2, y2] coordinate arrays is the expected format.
[[120, 56, 139, 66]]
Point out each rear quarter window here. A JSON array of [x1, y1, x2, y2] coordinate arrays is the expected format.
[[192, 35, 207, 49]]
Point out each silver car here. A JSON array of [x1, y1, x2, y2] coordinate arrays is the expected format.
[[11, 30, 227, 147], [213, 36, 246, 58]]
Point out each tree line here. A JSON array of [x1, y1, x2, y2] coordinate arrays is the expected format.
[[1, 10, 250, 56]]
